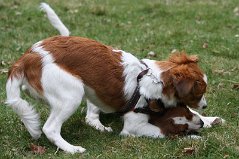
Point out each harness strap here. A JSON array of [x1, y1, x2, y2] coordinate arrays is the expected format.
[[117, 67, 149, 115], [117, 60, 166, 116]]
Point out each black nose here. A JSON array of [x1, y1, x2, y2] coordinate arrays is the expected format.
[[202, 105, 207, 109], [200, 119, 204, 128]]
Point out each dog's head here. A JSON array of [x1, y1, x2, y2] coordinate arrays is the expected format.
[[157, 52, 207, 109], [149, 105, 203, 136]]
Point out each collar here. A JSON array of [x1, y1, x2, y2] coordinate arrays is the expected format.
[[117, 60, 149, 115]]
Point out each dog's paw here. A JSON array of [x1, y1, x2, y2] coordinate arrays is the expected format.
[[65, 146, 86, 154], [85, 118, 113, 132], [211, 117, 225, 125], [104, 126, 113, 132], [120, 130, 135, 137], [203, 117, 226, 128], [202, 116, 226, 128]]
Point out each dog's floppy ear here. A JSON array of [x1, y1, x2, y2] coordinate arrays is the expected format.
[[173, 78, 194, 98], [148, 100, 165, 112], [175, 124, 188, 135]]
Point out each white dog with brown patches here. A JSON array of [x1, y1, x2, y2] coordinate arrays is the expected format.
[[5, 3, 224, 154]]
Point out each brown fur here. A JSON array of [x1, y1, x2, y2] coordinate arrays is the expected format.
[[8, 37, 206, 111], [156, 52, 206, 108], [149, 106, 193, 136], [8, 51, 43, 95], [41, 36, 126, 111]]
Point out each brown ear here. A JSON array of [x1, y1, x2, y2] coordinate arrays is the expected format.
[[173, 78, 194, 98], [148, 100, 165, 112], [175, 124, 188, 135]]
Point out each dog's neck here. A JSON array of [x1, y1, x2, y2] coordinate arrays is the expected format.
[[138, 59, 164, 100], [139, 59, 178, 108], [120, 51, 177, 110]]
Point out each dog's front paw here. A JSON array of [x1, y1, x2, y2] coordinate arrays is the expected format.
[[85, 118, 113, 132], [211, 117, 226, 125], [120, 130, 135, 137], [64, 146, 86, 154], [203, 117, 226, 128], [104, 126, 113, 132]]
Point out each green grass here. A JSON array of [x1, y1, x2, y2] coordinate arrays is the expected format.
[[0, 0, 239, 158]]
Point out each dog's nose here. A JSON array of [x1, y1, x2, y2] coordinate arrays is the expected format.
[[200, 119, 204, 128], [202, 105, 207, 109]]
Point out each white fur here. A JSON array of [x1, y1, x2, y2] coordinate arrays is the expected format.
[[84, 85, 115, 113], [40, 3, 70, 36], [139, 59, 164, 100], [31, 41, 54, 66], [198, 95, 207, 109], [189, 108, 225, 128], [85, 100, 113, 132], [173, 115, 201, 130], [6, 76, 41, 139], [40, 59, 86, 153], [121, 50, 145, 100], [140, 59, 177, 107], [203, 74, 208, 84], [120, 112, 165, 138]]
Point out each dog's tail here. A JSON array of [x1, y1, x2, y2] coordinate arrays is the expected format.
[[6, 64, 41, 139], [40, 2, 70, 36]]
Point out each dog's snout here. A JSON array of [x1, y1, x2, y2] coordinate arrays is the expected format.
[[202, 105, 207, 109], [200, 119, 204, 128]]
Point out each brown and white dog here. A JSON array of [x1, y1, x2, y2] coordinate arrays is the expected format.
[[6, 3, 209, 153], [130, 105, 204, 138]]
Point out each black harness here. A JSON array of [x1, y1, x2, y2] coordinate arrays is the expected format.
[[117, 60, 165, 115]]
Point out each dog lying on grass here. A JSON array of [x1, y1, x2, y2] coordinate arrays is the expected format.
[[122, 105, 225, 138], [121, 104, 204, 138]]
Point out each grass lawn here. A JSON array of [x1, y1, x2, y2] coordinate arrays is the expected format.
[[0, 0, 239, 158]]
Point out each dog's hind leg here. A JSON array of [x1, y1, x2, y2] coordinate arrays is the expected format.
[[41, 64, 86, 153], [85, 100, 113, 132], [42, 92, 85, 153]]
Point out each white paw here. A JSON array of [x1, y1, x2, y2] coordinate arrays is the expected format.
[[85, 118, 113, 132], [104, 126, 113, 132], [120, 130, 135, 137], [31, 132, 42, 140], [66, 146, 86, 154], [203, 117, 226, 128], [211, 117, 226, 125]]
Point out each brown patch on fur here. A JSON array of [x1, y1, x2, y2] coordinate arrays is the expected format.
[[169, 52, 199, 64], [41, 36, 126, 111], [8, 51, 43, 94], [149, 106, 193, 136], [148, 100, 165, 112], [156, 52, 207, 108]]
